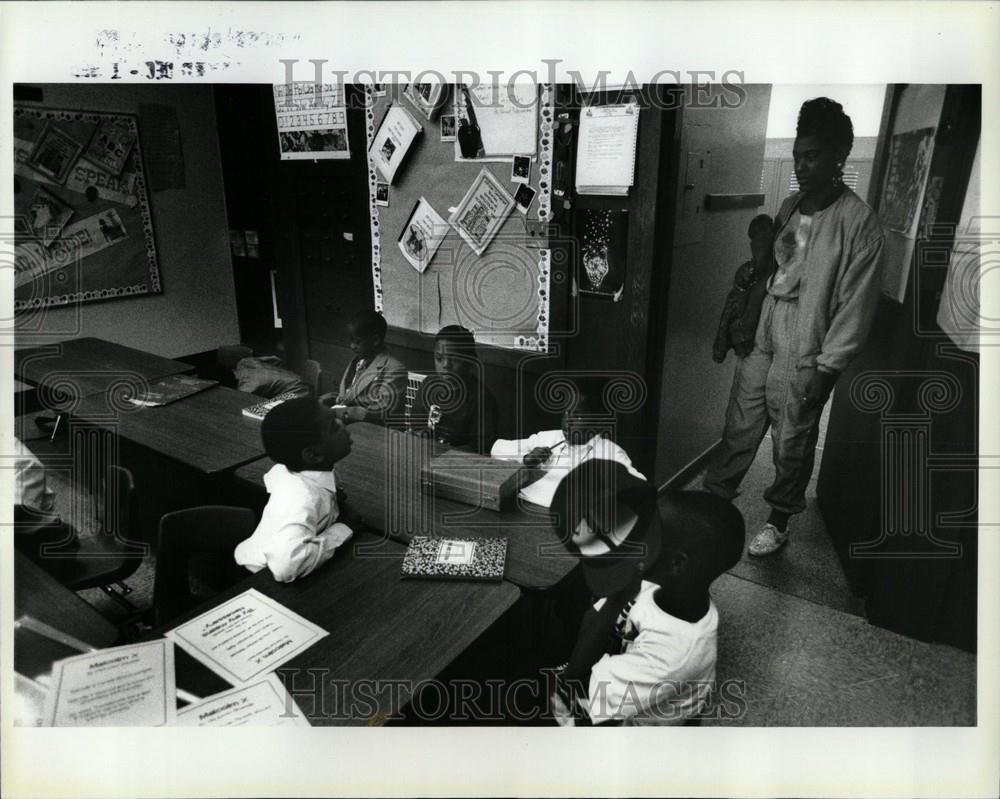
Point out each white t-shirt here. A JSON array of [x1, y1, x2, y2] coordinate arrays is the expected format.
[[490, 430, 645, 508], [585, 580, 718, 726], [234, 463, 353, 583], [769, 210, 813, 299], [13, 437, 56, 514]]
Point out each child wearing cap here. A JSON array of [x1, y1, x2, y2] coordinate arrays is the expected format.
[[550, 461, 745, 726]]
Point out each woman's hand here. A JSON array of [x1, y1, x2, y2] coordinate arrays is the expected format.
[[799, 367, 838, 411]]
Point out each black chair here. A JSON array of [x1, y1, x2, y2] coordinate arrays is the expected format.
[[152, 506, 257, 627], [54, 465, 146, 611]]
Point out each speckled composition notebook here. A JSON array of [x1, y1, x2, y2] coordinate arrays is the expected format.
[[400, 536, 507, 582]]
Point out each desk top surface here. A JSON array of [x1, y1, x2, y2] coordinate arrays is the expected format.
[[234, 423, 578, 591], [15, 551, 119, 649], [156, 532, 519, 726], [74, 385, 266, 474], [15, 337, 192, 401]]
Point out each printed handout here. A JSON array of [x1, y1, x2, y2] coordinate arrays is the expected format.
[[176, 674, 310, 727], [166, 588, 328, 686], [43, 639, 176, 727], [398, 196, 448, 273]]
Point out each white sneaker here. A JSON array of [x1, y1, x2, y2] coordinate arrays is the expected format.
[[748, 523, 789, 557]]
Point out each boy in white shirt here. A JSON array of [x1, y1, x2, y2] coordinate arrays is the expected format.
[[490, 379, 644, 508], [550, 461, 745, 726], [235, 397, 354, 583]]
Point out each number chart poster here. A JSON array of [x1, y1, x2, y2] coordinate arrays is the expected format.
[[13, 105, 161, 310]]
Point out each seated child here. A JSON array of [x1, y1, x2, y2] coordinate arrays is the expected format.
[[550, 461, 745, 726], [490, 377, 645, 507], [410, 325, 498, 454], [13, 436, 79, 566], [320, 309, 408, 425], [234, 397, 354, 582]]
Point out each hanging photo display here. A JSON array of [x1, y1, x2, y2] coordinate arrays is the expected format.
[[272, 81, 351, 160], [369, 103, 423, 183], [448, 168, 515, 256], [13, 105, 161, 309]]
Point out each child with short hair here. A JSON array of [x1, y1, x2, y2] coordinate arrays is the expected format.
[[321, 309, 408, 425], [410, 325, 498, 454], [234, 397, 354, 583], [490, 376, 644, 507], [550, 462, 745, 726]]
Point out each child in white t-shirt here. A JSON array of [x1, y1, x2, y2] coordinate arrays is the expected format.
[[490, 379, 644, 508], [550, 469, 745, 726], [235, 397, 354, 583]]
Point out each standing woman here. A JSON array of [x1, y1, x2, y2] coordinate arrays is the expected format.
[[704, 97, 885, 557]]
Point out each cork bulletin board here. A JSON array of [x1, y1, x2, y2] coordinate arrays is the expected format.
[[13, 105, 161, 311], [365, 84, 555, 351]]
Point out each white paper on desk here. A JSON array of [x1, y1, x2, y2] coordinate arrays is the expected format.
[[165, 588, 328, 686], [575, 104, 640, 193], [43, 639, 176, 727], [176, 673, 309, 727]]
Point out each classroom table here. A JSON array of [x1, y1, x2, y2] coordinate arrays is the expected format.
[[14, 379, 37, 413], [14, 337, 193, 404], [14, 550, 119, 648], [233, 423, 579, 590], [153, 532, 520, 726], [72, 385, 267, 475]]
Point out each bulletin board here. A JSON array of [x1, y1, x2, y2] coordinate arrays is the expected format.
[[13, 105, 161, 310], [365, 84, 555, 351]]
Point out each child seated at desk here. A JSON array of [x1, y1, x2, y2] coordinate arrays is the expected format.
[[410, 325, 498, 454], [490, 377, 644, 507], [550, 460, 745, 726], [320, 309, 408, 425], [234, 397, 354, 583]]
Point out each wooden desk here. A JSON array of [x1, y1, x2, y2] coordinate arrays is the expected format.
[[157, 533, 520, 726], [233, 423, 578, 590], [73, 386, 266, 475], [15, 551, 119, 648], [15, 337, 193, 403]]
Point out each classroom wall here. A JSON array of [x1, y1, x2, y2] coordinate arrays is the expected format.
[[653, 84, 772, 483], [17, 84, 239, 359]]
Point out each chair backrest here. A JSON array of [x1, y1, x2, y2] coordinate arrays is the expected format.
[[405, 371, 427, 422], [302, 359, 323, 397], [152, 506, 257, 627], [100, 464, 136, 543]]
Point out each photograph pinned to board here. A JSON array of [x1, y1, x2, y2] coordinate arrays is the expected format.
[[398, 196, 448, 273], [577, 208, 629, 298], [448, 168, 515, 257], [82, 117, 137, 175], [26, 185, 74, 245], [272, 81, 350, 160], [454, 83, 538, 161], [511, 155, 531, 183], [375, 181, 390, 207], [514, 183, 536, 215], [404, 82, 449, 121], [27, 123, 85, 184], [369, 103, 423, 184], [440, 114, 457, 142]]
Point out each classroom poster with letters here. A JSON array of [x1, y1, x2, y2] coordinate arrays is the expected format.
[[272, 81, 351, 160]]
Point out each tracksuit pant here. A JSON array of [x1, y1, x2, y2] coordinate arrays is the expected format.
[[704, 294, 825, 516]]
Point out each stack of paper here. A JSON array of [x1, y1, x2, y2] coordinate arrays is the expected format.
[[575, 104, 640, 196]]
